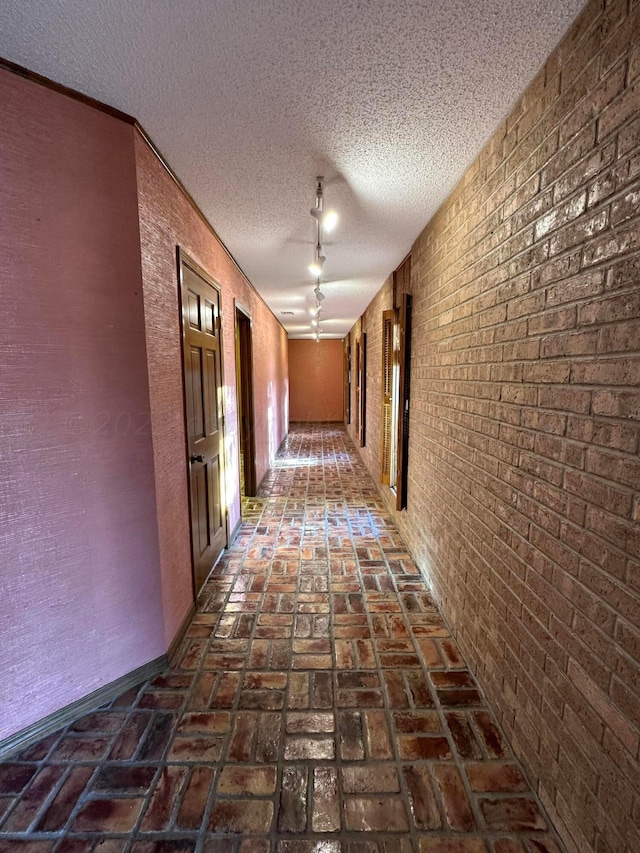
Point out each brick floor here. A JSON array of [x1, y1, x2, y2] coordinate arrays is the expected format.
[[0, 424, 565, 853]]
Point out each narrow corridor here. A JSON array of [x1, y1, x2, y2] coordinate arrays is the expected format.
[[0, 425, 563, 853]]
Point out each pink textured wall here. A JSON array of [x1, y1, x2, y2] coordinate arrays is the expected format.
[[135, 132, 289, 645], [288, 339, 344, 421], [0, 70, 165, 741]]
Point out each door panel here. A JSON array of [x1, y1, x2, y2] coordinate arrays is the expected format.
[[205, 350, 219, 434], [193, 463, 209, 556], [188, 292, 200, 329], [180, 254, 227, 596], [210, 455, 222, 530], [189, 348, 205, 441], [204, 298, 215, 334]]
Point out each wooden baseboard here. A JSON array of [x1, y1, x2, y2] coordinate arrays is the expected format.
[[289, 420, 344, 424], [253, 433, 290, 496], [255, 466, 270, 496], [167, 602, 196, 665], [228, 516, 242, 546], [0, 655, 167, 761]]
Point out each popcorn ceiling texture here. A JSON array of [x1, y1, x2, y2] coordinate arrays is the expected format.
[[0, 0, 585, 336], [347, 1, 640, 851]]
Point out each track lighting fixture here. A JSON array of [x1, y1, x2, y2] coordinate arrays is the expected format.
[[310, 177, 338, 233], [307, 177, 339, 338], [310, 207, 338, 232]]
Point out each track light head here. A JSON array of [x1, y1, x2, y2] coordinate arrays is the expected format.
[[322, 210, 338, 232], [308, 255, 326, 277], [314, 286, 325, 302], [309, 207, 338, 232]]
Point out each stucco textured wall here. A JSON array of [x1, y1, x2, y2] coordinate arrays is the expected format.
[[135, 132, 289, 646], [0, 71, 289, 743], [0, 70, 165, 741]]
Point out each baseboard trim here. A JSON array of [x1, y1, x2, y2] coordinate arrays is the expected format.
[[167, 602, 197, 665], [0, 655, 167, 761], [253, 433, 289, 495], [228, 516, 242, 546], [249, 437, 289, 499], [255, 465, 271, 496]]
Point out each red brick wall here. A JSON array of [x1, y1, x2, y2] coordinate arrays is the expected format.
[[349, 2, 640, 851], [135, 131, 289, 646]]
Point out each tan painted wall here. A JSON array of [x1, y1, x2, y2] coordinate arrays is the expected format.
[[288, 339, 344, 422]]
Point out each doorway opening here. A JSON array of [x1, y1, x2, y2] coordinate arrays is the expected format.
[[235, 303, 257, 499], [380, 255, 412, 511], [344, 342, 352, 425]]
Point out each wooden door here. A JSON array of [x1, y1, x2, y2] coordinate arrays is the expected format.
[[179, 252, 227, 595], [380, 310, 394, 485], [357, 332, 366, 447], [395, 294, 412, 510], [354, 339, 360, 437], [345, 343, 352, 424], [235, 305, 257, 497]]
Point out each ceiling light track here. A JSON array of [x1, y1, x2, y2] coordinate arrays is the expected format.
[[308, 176, 338, 340]]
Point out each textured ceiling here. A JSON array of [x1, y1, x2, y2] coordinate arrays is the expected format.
[[0, 0, 586, 338]]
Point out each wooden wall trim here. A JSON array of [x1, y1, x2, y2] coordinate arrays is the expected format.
[[0, 656, 167, 761], [0, 56, 136, 124], [0, 591, 199, 760], [229, 516, 243, 544], [134, 125, 287, 335], [166, 603, 197, 665], [0, 55, 286, 336]]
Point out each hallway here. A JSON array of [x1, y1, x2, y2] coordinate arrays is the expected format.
[[0, 425, 562, 853]]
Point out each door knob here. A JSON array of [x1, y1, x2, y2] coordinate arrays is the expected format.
[[190, 454, 205, 464]]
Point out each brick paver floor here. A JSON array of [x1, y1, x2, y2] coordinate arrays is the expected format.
[[0, 424, 564, 853]]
